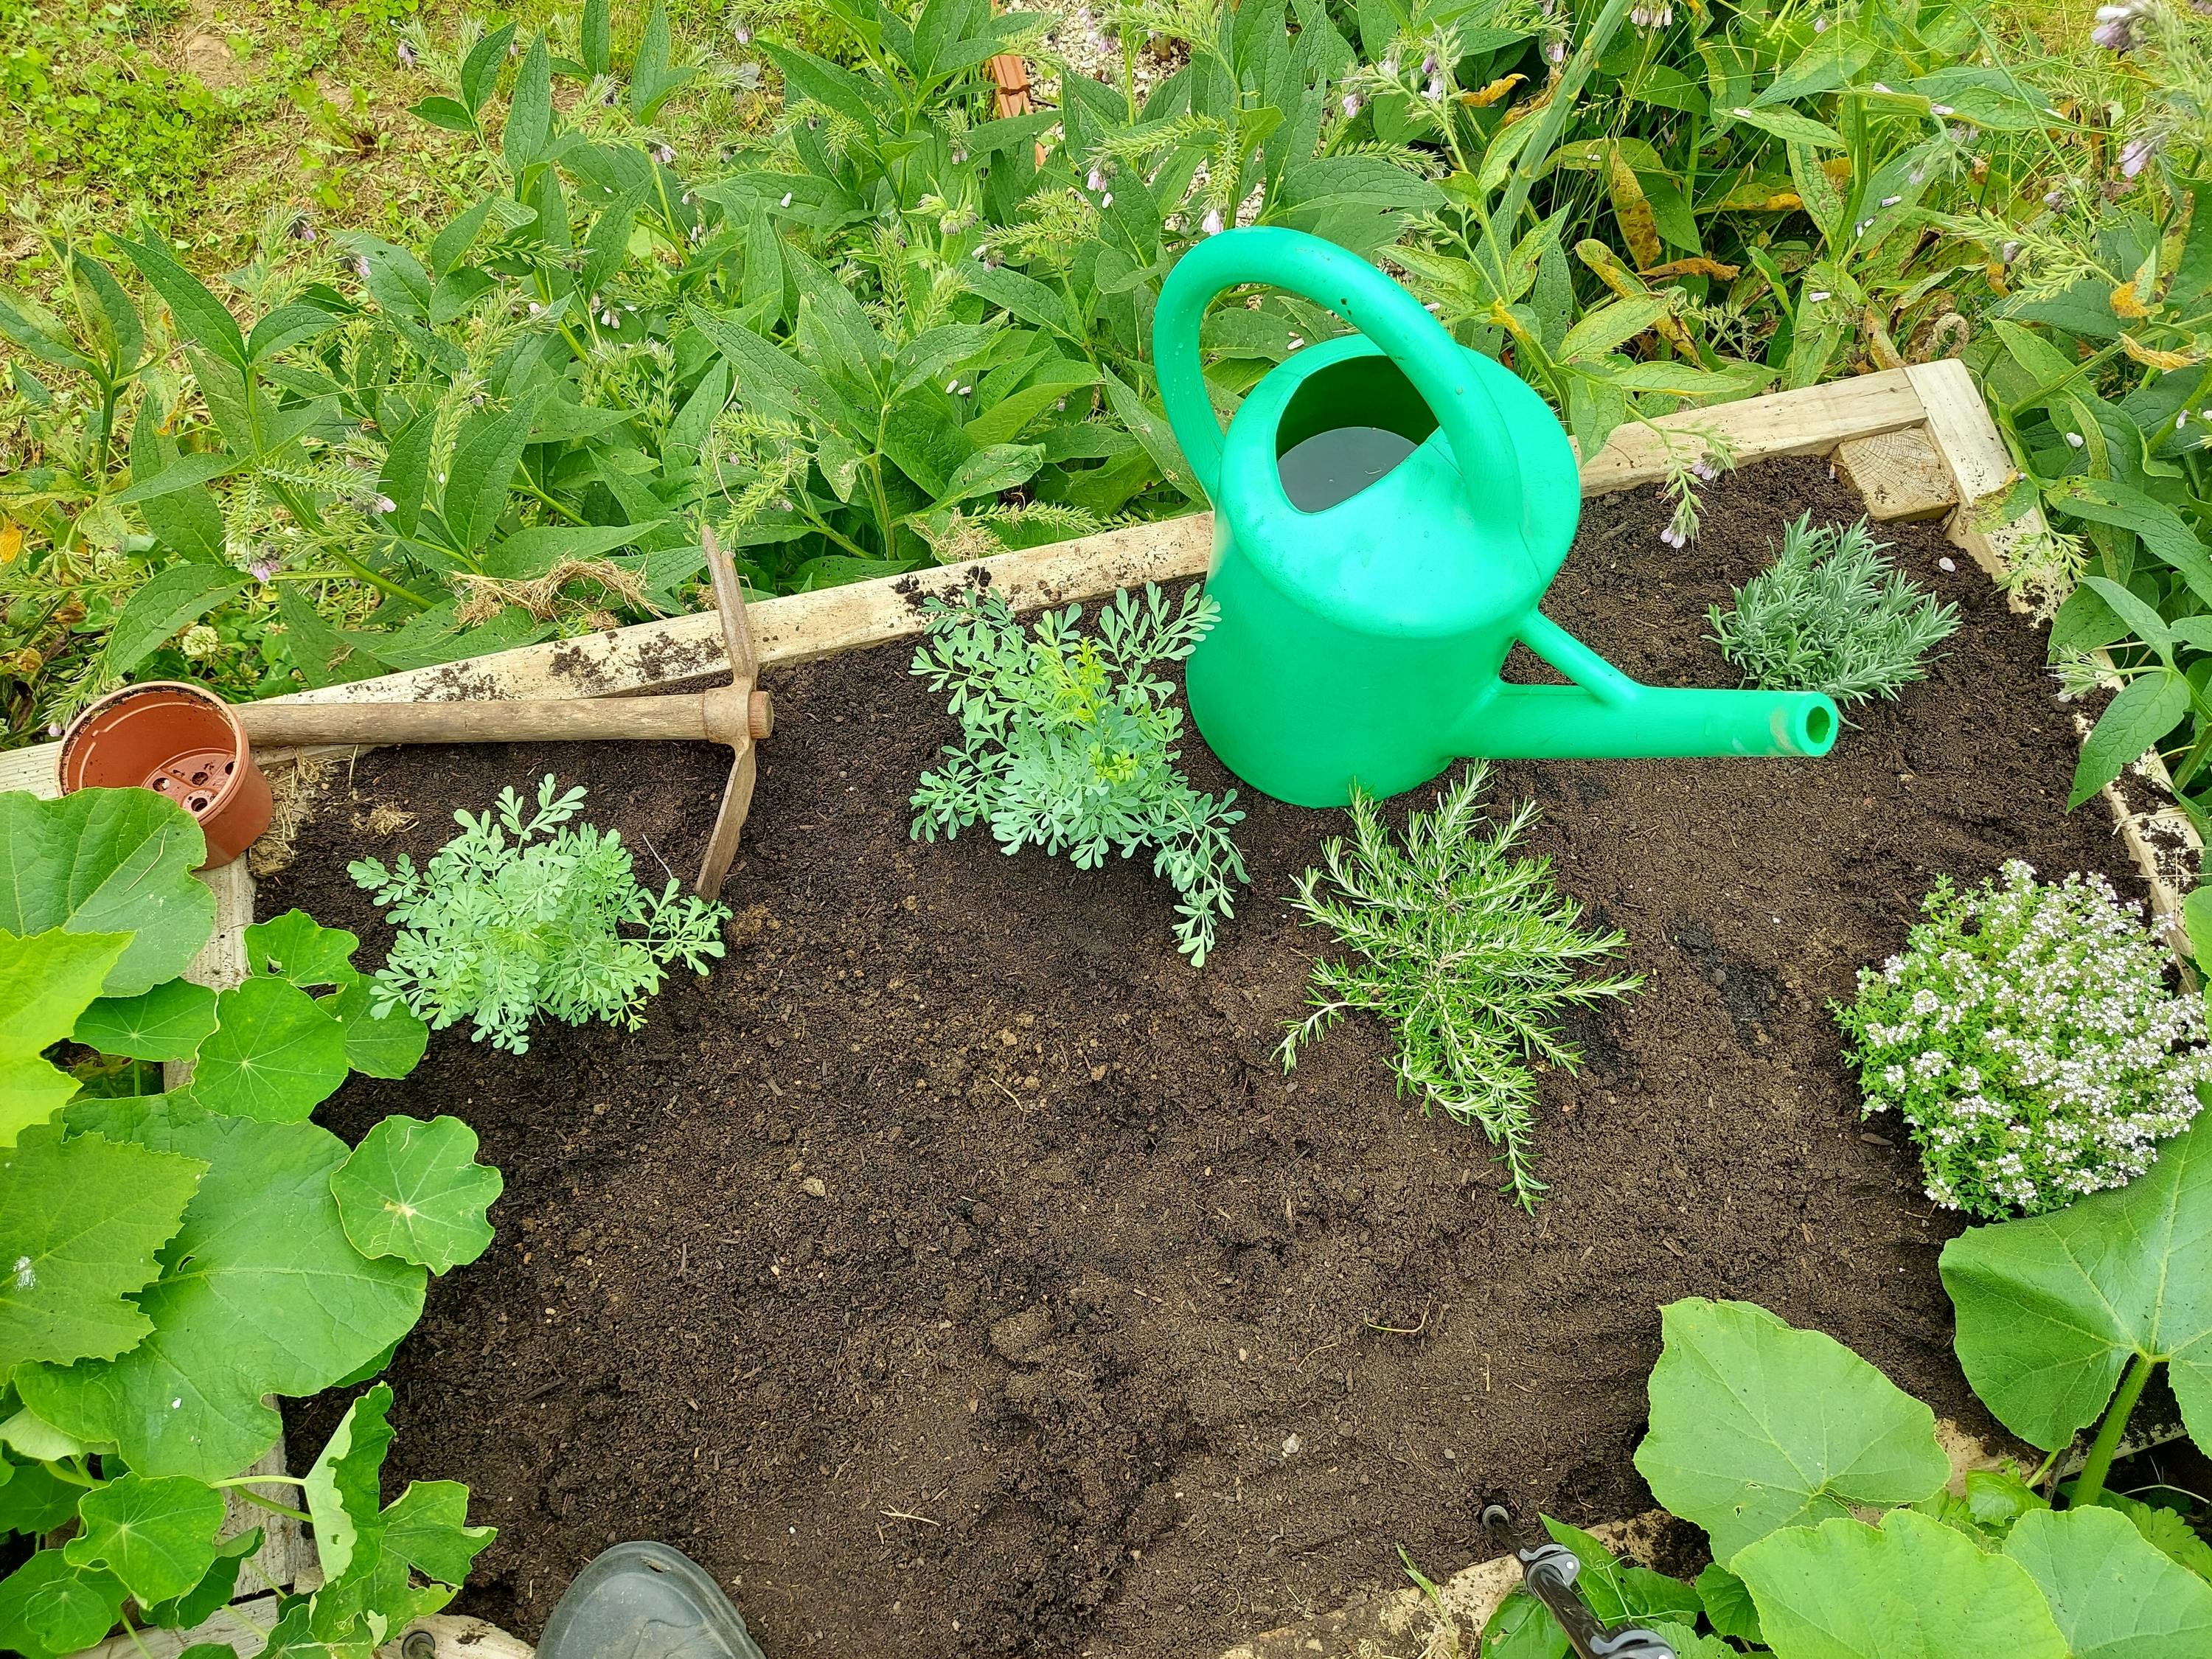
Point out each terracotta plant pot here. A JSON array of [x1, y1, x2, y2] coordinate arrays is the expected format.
[[59, 681, 272, 869]]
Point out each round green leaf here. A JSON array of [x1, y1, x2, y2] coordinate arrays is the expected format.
[[327, 976, 430, 1080], [243, 910, 361, 990], [0, 1551, 125, 1659], [0, 1121, 206, 1374], [1734, 1509, 2065, 1659], [142, 1527, 262, 1630], [1632, 1299, 1950, 1565], [15, 1111, 425, 1481], [63, 1472, 226, 1604], [187, 975, 350, 1122], [72, 978, 220, 1062], [383, 1480, 496, 1586], [1941, 1110, 2212, 1453], [0, 1456, 82, 1535], [331, 1116, 501, 1272], [2004, 1506, 2212, 1658], [0, 790, 216, 997]]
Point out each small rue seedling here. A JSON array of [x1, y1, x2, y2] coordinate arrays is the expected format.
[[1279, 766, 1639, 1209], [350, 774, 730, 1053], [907, 580, 1247, 964], [1709, 514, 1961, 705]]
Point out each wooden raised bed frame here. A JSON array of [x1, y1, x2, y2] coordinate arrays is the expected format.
[[44, 360, 2202, 1659]]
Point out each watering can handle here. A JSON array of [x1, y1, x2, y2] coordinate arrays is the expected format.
[[1154, 226, 1523, 526]]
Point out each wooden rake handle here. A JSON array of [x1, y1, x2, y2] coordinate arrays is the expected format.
[[235, 685, 773, 748]]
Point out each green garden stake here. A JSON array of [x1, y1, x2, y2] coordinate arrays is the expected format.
[[1155, 227, 1839, 807]]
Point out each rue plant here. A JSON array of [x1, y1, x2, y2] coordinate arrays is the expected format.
[[349, 773, 729, 1054], [908, 580, 1245, 964], [1279, 766, 1638, 1210], [1835, 860, 2212, 1219], [1709, 515, 1961, 706]]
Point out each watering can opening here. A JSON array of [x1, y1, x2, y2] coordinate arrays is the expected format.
[[1274, 354, 1437, 514]]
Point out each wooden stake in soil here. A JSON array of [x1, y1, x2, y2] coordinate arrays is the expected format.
[[229, 530, 772, 900]]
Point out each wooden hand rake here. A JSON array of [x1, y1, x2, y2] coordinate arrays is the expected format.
[[234, 530, 773, 900]]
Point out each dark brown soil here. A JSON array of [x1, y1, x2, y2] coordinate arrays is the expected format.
[[272, 455, 2142, 1658]]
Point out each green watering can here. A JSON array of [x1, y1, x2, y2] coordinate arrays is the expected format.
[[1155, 227, 1838, 807]]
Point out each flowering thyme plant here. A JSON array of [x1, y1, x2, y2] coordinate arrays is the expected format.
[[349, 774, 729, 1053], [908, 580, 1245, 964], [1836, 860, 2212, 1219]]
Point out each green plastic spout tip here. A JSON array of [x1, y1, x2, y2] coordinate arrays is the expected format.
[[1460, 682, 1839, 761]]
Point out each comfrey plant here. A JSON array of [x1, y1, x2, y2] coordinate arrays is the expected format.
[[1279, 767, 1639, 1208], [1710, 515, 1960, 706], [1835, 860, 2212, 1219], [908, 581, 1245, 964], [350, 775, 729, 1053]]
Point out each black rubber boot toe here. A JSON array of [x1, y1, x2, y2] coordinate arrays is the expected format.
[[535, 1541, 767, 1659]]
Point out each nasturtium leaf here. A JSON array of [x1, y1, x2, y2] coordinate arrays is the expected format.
[[63, 1472, 227, 1604], [142, 1527, 261, 1629], [0, 1550, 125, 1659], [0, 1404, 94, 1461], [1696, 1561, 1763, 1644], [331, 1116, 501, 1273], [382, 1480, 495, 1585], [0, 1122, 206, 1375], [0, 790, 217, 997], [327, 977, 429, 1080], [0, 1455, 81, 1534], [244, 911, 361, 990], [2003, 1505, 2212, 1658], [72, 978, 219, 1062], [1941, 1110, 2212, 1453], [0, 927, 129, 1145], [1632, 1299, 1951, 1565], [15, 1112, 425, 1481], [1734, 1509, 2066, 1659], [304, 1384, 396, 1585], [187, 975, 350, 1122]]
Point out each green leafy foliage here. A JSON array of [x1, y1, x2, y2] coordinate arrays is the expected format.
[[908, 580, 1245, 963], [1732, 1509, 2067, 1659], [1941, 1108, 2212, 1458], [1480, 1514, 1700, 1658], [1709, 514, 1960, 704], [350, 774, 729, 1053], [0, 788, 216, 997], [1279, 765, 1637, 1208], [2003, 1506, 2212, 1659], [0, 785, 499, 1656], [330, 1115, 503, 1273], [0, 927, 129, 1145], [1837, 860, 2211, 1217], [1632, 1298, 1950, 1566]]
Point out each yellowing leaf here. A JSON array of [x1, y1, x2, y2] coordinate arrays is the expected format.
[[2111, 281, 2152, 319], [1642, 257, 1742, 280], [1458, 73, 1525, 108], [0, 521, 21, 565], [1607, 143, 1663, 271], [2121, 333, 2200, 370]]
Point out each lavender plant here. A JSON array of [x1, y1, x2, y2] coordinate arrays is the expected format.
[[1280, 767, 1640, 1208], [1835, 860, 2212, 1219], [349, 775, 729, 1053], [1710, 515, 1961, 706], [908, 581, 1245, 964]]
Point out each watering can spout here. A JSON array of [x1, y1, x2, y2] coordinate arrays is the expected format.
[[1455, 611, 1840, 761]]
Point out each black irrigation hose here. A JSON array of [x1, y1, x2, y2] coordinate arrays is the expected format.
[[1482, 1505, 1677, 1659]]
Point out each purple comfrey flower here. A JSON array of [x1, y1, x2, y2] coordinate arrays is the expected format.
[[1546, 38, 1567, 61], [352, 256, 371, 280], [1691, 458, 1718, 482], [2093, 4, 2140, 50], [655, 144, 675, 164], [2044, 187, 2065, 206], [2001, 240, 2021, 263], [397, 39, 417, 67], [249, 556, 280, 581], [2121, 133, 2158, 176], [1421, 52, 1437, 74], [1425, 74, 1446, 99], [1203, 207, 1225, 235], [288, 217, 315, 242], [373, 495, 398, 515], [733, 22, 752, 43], [1659, 524, 1687, 549], [1340, 92, 1361, 118], [1088, 166, 1107, 190]]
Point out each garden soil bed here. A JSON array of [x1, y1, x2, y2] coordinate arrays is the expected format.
[[271, 454, 2143, 1659]]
